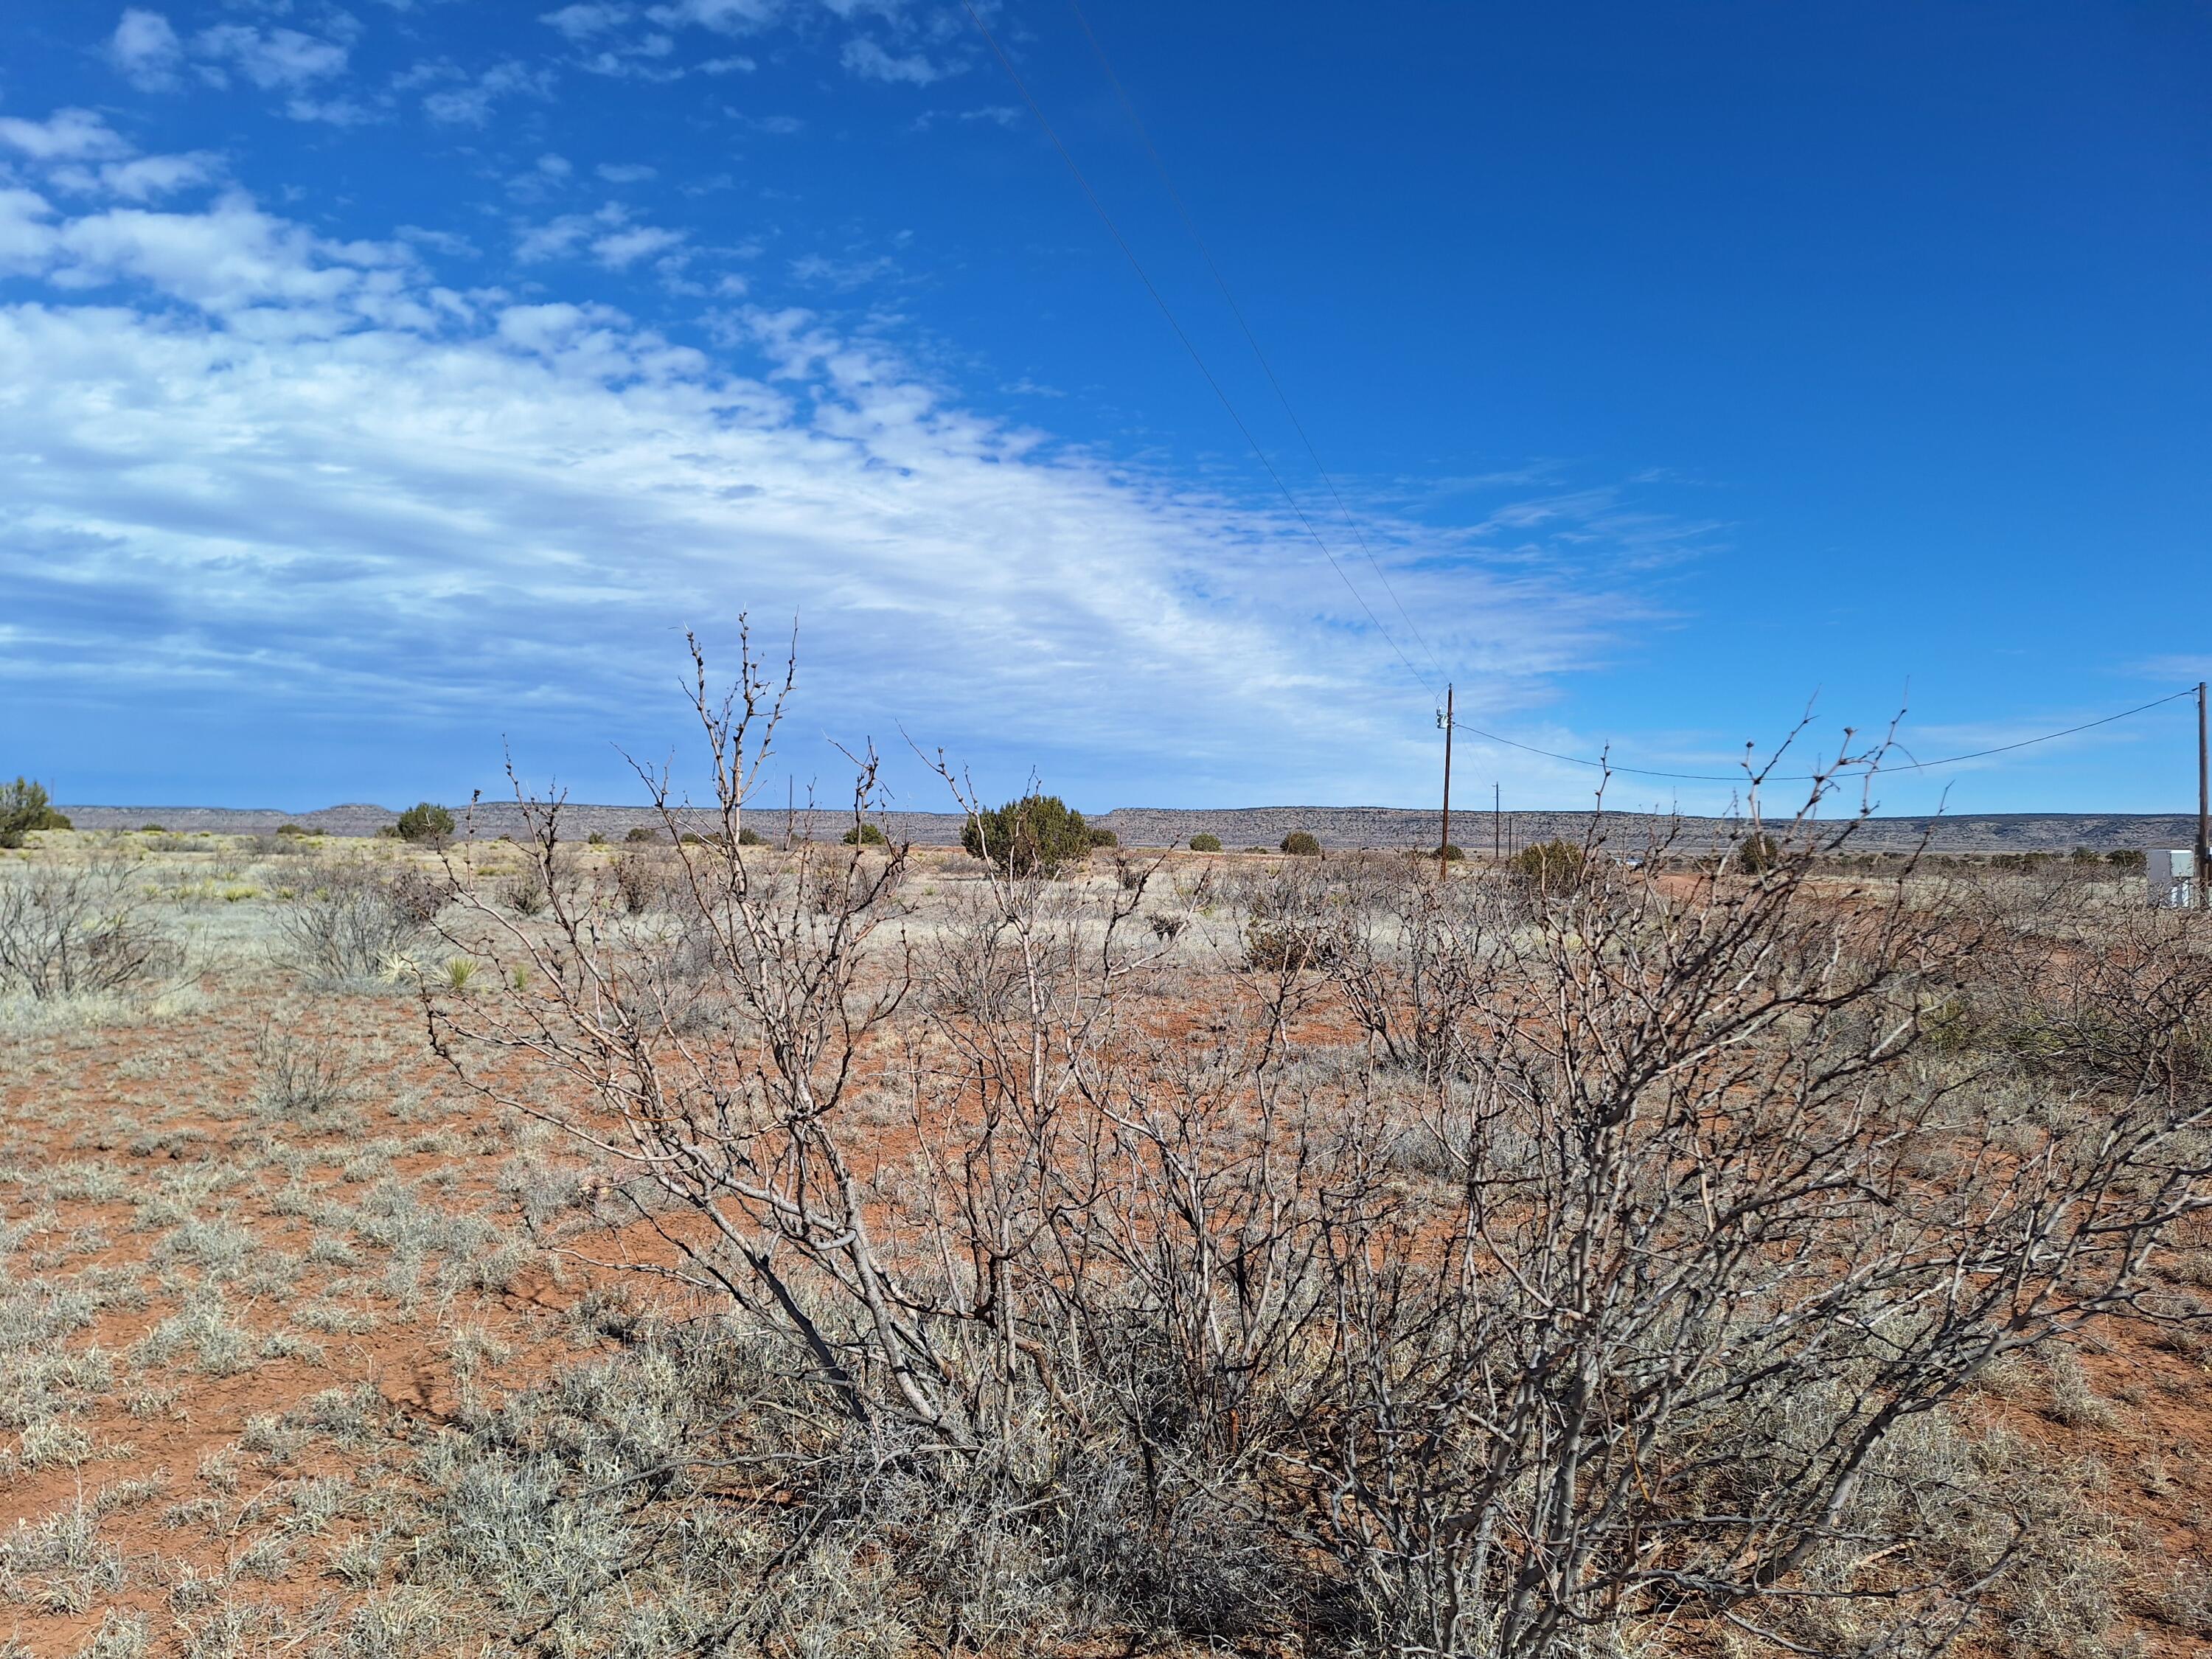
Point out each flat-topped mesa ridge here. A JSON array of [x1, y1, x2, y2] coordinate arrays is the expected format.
[[49, 801, 2201, 853]]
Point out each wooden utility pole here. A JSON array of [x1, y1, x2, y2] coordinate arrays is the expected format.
[[2197, 681, 2207, 909], [1494, 781, 1502, 864], [1439, 684, 1454, 877]]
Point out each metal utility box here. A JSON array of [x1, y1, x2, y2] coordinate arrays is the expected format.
[[2149, 849, 2196, 908]]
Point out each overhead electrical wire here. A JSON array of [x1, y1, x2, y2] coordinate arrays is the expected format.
[[1447, 686, 2197, 784], [953, 0, 1441, 699]]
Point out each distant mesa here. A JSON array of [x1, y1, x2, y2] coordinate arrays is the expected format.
[[49, 801, 2202, 854]]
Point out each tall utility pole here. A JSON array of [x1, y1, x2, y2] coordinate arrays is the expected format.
[[1438, 684, 1454, 877], [1494, 781, 1502, 864], [2197, 681, 2207, 909]]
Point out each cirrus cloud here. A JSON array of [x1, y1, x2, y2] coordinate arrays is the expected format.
[[0, 165, 1651, 803], [0, 67, 1719, 807]]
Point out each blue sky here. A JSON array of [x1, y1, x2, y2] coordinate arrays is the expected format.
[[2, 1, 2208, 816]]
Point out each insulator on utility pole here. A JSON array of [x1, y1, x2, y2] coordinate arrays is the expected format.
[[1438, 684, 1454, 877], [2197, 682, 2207, 910]]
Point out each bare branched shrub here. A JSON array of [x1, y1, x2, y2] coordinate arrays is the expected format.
[[0, 858, 175, 998], [1235, 860, 1338, 975], [428, 623, 932, 1438], [251, 1021, 355, 1121], [424, 650, 2212, 1658], [1326, 861, 1506, 1079], [274, 860, 432, 981], [495, 869, 548, 917], [608, 844, 670, 915], [1938, 877, 2212, 1090]]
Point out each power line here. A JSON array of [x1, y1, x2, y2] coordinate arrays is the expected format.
[[1447, 686, 2197, 784], [1060, 0, 1447, 690], [953, 0, 1441, 699]]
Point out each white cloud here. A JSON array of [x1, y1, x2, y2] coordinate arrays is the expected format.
[[541, 0, 768, 77], [0, 183, 1647, 803], [597, 162, 657, 183], [841, 38, 941, 84], [573, 49, 683, 80], [0, 109, 134, 163], [514, 215, 589, 262], [422, 60, 557, 125], [912, 104, 1018, 133], [789, 251, 894, 291], [0, 189, 58, 271], [517, 203, 690, 270], [284, 96, 384, 127], [108, 9, 185, 91], [538, 153, 574, 178], [194, 24, 352, 91], [540, 2, 631, 38], [0, 108, 221, 206], [85, 152, 226, 202], [647, 0, 782, 32], [4, 191, 426, 334], [397, 224, 480, 258], [591, 224, 685, 268]]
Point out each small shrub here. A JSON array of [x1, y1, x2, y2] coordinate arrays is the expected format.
[[395, 801, 456, 844], [1734, 830, 1781, 873], [963, 794, 1092, 875], [1512, 838, 1588, 890], [0, 859, 175, 998], [275, 823, 313, 838], [611, 848, 665, 915], [1088, 827, 1119, 848], [139, 823, 167, 834], [1189, 834, 1222, 853], [2107, 849, 2146, 871], [1433, 844, 1465, 862], [1147, 912, 1188, 942], [1245, 921, 1326, 973], [738, 825, 766, 846], [498, 872, 549, 916], [841, 822, 888, 846], [275, 863, 432, 981], [585, 831, 608, 846], [0, 776, 71, 848], [625, 825, 660, 844], [1280, 830, 1321, 858], [252, 1024, 354, 1120]]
